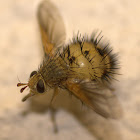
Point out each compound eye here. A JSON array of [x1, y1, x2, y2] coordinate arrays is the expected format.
[[30, 71, 37, 78], [36, 79, 45, 93]]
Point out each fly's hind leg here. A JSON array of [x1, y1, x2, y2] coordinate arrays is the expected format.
[[50, 87, 59, 104], [49, 106, 58, 133], [49, 87, 59, 133]]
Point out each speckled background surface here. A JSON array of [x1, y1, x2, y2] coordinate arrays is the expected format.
[[0, 0, 140, 140]]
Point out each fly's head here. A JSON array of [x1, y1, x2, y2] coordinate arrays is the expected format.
[[17, 71, 47, 102]]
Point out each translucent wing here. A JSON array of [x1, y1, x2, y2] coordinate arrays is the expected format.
[[66, 80, 122, 119], [37, 0, 66, 57]]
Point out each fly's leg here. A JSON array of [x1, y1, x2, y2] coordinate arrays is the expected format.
[[49, 106, 58, 133], [49, 87, 59, 133], [50, 87, 59, 104]]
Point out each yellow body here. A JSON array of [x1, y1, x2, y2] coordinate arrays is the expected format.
[[17, 0, 120, 118]]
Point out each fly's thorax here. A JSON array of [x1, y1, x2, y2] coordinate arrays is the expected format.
[[39, 56, 70, 88]]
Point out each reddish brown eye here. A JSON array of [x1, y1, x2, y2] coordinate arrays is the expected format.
[[30, 71, 37, 78], [36, 79, 45, 93]]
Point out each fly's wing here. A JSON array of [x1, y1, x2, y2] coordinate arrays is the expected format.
[[37, 0, 66, 57], [66, 80, 123, 119]]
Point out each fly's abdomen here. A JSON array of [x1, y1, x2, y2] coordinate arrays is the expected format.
[[60, 34, 118, 83]]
